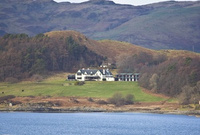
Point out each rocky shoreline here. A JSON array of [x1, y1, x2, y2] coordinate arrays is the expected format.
[[1, 106, 200, 117], [0, 96, 200, 117]]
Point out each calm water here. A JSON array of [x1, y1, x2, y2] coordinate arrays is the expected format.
[[0, 112, 200, 135]]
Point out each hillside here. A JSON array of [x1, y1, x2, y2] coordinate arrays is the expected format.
[[46, 31, 200, 103], [0, 0, 199, 52], [0, 31, 104, 81], [45, 31, 155, 62], [0, 30, 200, 103]]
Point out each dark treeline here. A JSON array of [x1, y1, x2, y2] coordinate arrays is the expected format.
[[117, 52, 200, 104], [0, 33, 104, 81]]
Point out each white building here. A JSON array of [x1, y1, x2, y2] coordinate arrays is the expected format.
[[75, 68, 115, 81], [116, 73, 140, 81]]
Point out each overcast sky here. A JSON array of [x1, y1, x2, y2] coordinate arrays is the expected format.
[[54, 0, 199, 6]]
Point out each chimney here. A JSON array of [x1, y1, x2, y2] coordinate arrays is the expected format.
[[103, 69, 105, 75]]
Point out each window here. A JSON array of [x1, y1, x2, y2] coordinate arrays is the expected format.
[[77, 73, 81, 75]]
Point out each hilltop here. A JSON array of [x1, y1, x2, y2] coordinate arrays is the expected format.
[[45, 31, 200, 61], [45, 31, 155, 62], [0, 0, 199, 52]]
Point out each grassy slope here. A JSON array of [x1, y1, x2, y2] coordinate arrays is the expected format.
[[0, 73, 166, 102]]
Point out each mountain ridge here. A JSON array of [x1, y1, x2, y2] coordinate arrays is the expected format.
[[0, 0, 200, 52]]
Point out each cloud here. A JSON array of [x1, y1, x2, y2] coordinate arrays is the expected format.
[[53, 0, 199, 6]]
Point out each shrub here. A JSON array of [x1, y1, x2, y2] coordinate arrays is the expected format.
[[11, 100, 22, 105], [0, 95, 16, 103], [31, 74, 43, 82], [48, 101, 63, 107], [27, 96, 35, 98], [107, 92, 135, 106], [107, 92, 125, 106], [124, 94, 134, 105], [69, 97, 79, 103], [194, 105, 200, 110], [5, 77, 19, 83], [102, 78, 106, 81], [74, 81, 85, 86], [96, 100, 108, 105], [88, 97, 94, 102]]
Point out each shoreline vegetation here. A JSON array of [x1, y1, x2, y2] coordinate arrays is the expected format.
[[0, 96, 199, 117]]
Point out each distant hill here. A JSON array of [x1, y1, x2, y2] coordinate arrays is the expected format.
[[0, 0, 200, 52]]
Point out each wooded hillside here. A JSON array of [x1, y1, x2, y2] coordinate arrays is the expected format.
[[0, 30, 199, 104], [117, 51, 200, 104], [0, 32, 104, 81]]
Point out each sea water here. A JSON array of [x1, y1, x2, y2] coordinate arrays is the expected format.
[[0, 112, 200, 135]]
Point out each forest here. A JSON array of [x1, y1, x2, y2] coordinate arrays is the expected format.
[[0, 33, 104, 81], [117, 52, 200, 104]]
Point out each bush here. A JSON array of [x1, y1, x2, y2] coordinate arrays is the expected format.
[[194, 105, 200, 110], [107, 92, 134, 106], [69, 97, 79, 103], [11, 100, 22, 105], [48, 101, 63, 107], [88, 97, 94, 102], [107, 92, 125, 106], [31, 74, 43, 82], [102, 78, 106, 81], [0, 95, 16, 103], [124, 94, 134, 105], [5, 77, 19, 83], [74, 81, 85, 86], [96, 100, 108, 105], [27, 96, 35, 98]]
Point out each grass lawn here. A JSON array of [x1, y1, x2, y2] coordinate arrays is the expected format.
[[0, 75, 167, 102]]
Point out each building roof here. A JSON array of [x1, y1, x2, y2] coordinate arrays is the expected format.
[[77, 69, 113, 75], [99, 69, 113, 75], [78, 69, 98, 75], [117, 73, 140, 75]]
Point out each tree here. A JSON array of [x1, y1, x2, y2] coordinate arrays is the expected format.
[[178, 83, 200, 105], [178, 85, 192, 105], [149, 73, 159, 92]]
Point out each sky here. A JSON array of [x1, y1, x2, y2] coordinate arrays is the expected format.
[[53, 0, 199, 6]]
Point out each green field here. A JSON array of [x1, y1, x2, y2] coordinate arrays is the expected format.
[[0, 76, 167, 102]]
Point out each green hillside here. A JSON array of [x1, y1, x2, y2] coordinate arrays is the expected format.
[[0, 73, 167, 102]]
